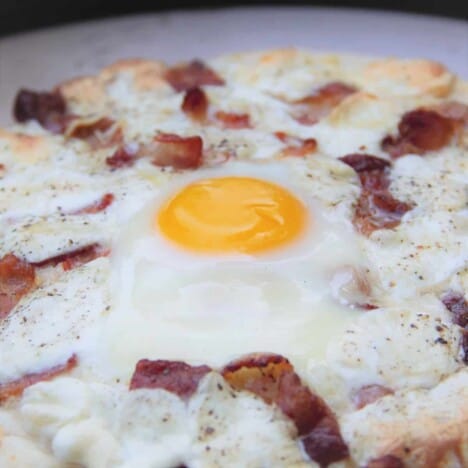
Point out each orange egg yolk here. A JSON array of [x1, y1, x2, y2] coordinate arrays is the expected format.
[[156, 176, 307, 254]]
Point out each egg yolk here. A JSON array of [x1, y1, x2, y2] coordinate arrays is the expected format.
[[157, 176, 307, 254]]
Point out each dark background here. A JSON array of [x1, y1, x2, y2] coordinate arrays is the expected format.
[[1, 0, 467, 38]]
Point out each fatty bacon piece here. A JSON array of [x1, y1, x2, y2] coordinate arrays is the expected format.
[[142, 133, 203, 169], [274, 131, 317, 157], [214, 111, 251, 129], [106, 146, 137, 169], [352, 384, 394, 409], [441, 291, 468, 364], [381, 105, 466, 158], [293, 82, 357, 125], [339, 153, 413, 236], [222, 353, 349, 467], [181, 87, 209, 122], [180, 87, 251, 130], [165, 60, 225, 92], [65, 116, 123, 149], [106, 133, 203, 170], [13, 89, 67, 133], [31, 244, 109, 271], [0, 254, 36, 320], [129, 359, 212, 399], [0, 355, 77, 403], [71, 193, 115, 215]]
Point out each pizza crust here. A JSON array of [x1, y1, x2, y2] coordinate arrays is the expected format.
[[363, 59, 455, 98]]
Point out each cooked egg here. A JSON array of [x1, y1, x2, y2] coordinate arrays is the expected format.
[[99, 160, 364, 380]]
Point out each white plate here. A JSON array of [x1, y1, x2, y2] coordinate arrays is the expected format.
[[0, 7, 467, 124]]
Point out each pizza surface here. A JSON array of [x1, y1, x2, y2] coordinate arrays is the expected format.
[[0, 48, 467, 468]]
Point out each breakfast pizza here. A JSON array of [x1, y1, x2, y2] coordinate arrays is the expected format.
[[0, 48, 467, 468]]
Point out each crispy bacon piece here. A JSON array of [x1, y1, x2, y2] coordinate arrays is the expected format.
[[293, 82, 357, 125], [144, 133, 203, 169], [13, 89, 67, 134], [222, 353, 294, 404], [215, 111, 251, 129], [222, 353, 349, 466], [340, 153, 413, 236], [352, 384, 394, 409], [0, 355, 77, 403], [442, 291, 468, 363], [106, 146, 136, 169], [274, 131, 317, 157], [32, 244, 109, 271], [67, 117, 123, 149], [181, 87, 209, 122], [442, 291, 468, 327], [165, 60, 225, 92], [381, 109, 455, 158], [0, 254, 36, 320], [72, 193, 115, 215], [129, 359, 211, 399], [353, 192, 413, 236], [340, 153, 391, 174], [301, 416, 350, 467], [366, 455, 404, 468]]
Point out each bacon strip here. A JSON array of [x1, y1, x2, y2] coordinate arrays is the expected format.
[[181, 87, 209, 122], [293, 82, 357, 125], [66, 117, 123, 149], [353, 191, 413, 236], [165, 60, 225, 92], [31, 244, 109, 271], [442, 291, 468, 363], [13, 89, 67, 134], [366, 455, 404, 468], [129, 359, 211, 399], [108, 133, 203, 170], [215, 111, 251, 129], [144, 133, 203, 169], [106, 146, 136, 169], [442, 291, 468, 327], [274, 131, 317, 157], [340, 153, 413, 236], [222, 353, 349, 466], [381, 109, 455, 158], [71, 193, 115, 215], [0, 355, 77, 403], [352, 384, 394, 409], [0, 254, 36, 320], [339, 153, 391, 174]]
